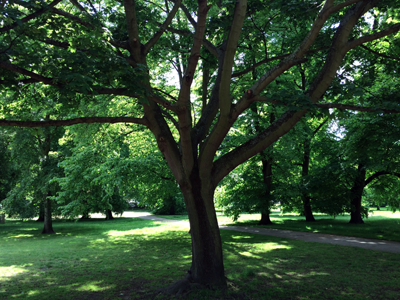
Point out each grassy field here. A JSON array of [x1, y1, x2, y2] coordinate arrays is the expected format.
[[1, 214, 400, 299], [159, 209, 400, 242]]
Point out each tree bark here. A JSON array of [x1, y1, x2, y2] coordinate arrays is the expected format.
[[41, 192, 55, 234], [349, 164, 366, 224], [180, 171, 226, 287]]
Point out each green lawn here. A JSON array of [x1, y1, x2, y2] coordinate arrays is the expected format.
[[159, 209, 400, 242], [1, 216, 400, 299]]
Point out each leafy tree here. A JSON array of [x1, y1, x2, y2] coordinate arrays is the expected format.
[[1, 0, 400, 288], [2, 125, 64, 233], [307, 113, 400, 223]]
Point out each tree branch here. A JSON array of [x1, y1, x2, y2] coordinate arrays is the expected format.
[[360, 44, 400, 61], [219, 0, 247, 117], [0, 60, 142, 97], [144, 0, 182, 54], [346, 23, 400, 52], [232, 47, 328, 78], [365, 171, 400, 186], [176, 0, 210, 173], [0, 0, 63, 33], [0, 117, 149, 128], [0, 60, 55, 85], [69, 0, 87, 13], [50, 7, 96, 29]]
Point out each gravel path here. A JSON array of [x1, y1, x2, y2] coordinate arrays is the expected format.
[[138, 215, 400, 253]]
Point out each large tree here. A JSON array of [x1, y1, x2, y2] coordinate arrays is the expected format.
[[1, 0, 400, 289]]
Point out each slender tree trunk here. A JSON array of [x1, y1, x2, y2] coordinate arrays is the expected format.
[[105, 209, 114, 220], [259, 154, 273, 225], [36, 201, 45, 222], [180, 171, 225, 287], [349, 164, 366, 224], [301, 138, 316, 222], [41, 192, 55, 234]]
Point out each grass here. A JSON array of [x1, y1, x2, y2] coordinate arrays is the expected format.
[[159, 209, 400, 242], [1, 213, 400, 299]]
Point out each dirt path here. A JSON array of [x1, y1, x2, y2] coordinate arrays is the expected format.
[[138, 215, 400, 253]]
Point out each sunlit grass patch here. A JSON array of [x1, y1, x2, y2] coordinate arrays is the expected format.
[[0, 266, 28, 277]]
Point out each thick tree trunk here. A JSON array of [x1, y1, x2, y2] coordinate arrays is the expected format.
[[181, 172, 226, 287], [259, 212, 273, 225], [105, 209, 114, 220], [349, 164, 366, 224], [36, 201, 45, 222], [41, 193, 55, 234]]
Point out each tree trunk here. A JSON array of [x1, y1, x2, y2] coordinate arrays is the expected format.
[[259, 212, 273, 225], [303, 197, 316, 222], [41, 193, 55, 234], [181, 171, 226, 287], [260, 154, 274, 225], [36, 201, 45, 222], [105, 209, 114, 220], [349, 164, 366, 224], [257, 112, 276, 225], [301, 137, 316, 222], [0, 214, 5, 224]]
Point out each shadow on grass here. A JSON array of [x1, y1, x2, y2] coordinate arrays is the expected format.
[[1, 218, 400, 299]]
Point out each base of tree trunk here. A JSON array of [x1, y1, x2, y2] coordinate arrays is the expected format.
[[349, 213, 364, 224], [259, 218, 273, 225], [105, 209, 114, 220], [305, 215, 316, 222], [156, 271, 208, 297], [349, 218, 364, 224], [41, 227, 56, 234], [259, 212, 273, 225]]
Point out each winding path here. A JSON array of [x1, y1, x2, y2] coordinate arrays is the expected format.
[[137, 215, 400, 254]]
